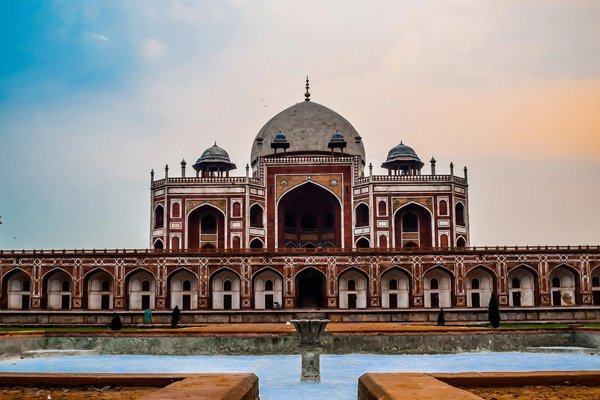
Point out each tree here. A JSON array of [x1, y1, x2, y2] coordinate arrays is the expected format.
[[437, 308, 445, 326], [110, 313, 122, 331], [488, 293, 501, 328], [171, 305, 181, 328]]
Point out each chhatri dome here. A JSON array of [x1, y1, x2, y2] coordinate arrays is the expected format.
[[250, 77, 366, 167], [192, 142, 236, 177], [381, 141, 424, 175]]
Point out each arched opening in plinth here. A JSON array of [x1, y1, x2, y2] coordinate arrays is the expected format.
[[465, 266, 496, 308], [167, 268, 198, 310], [278, 182, 341, 248], [296, 268, 325, 309], [83, 268, 113, 310], [1, 269, 32, 310], [549, 264, 579, 306], [42, 269, 72, 310]]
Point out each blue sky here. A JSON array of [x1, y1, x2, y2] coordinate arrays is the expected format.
[[0, 1, 599, 249]]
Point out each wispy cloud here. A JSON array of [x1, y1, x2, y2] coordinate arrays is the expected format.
[[87, 32, 109, 42], [143, 38, 166, 59]]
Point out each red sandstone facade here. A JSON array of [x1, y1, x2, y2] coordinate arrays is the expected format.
[[1, 85, 599, 318]]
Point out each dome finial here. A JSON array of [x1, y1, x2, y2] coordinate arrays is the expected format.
[[304, 76, 310, 101]]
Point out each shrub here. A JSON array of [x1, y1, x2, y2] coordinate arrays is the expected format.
[[437, 308, 445, 326], [488, 294, 501, 328], [110, 313, 122, 331], [171, 305, 181, 328]]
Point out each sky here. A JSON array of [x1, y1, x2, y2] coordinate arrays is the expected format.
[[0, 0, 599, 249]]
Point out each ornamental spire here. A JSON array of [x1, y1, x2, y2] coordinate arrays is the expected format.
[[304, 76, 310, 101]]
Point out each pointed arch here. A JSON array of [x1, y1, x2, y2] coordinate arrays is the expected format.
[[455, 201, 465, 226], [339, 267, 368, 309], [42, 268, 73, 310], [187, 203, 226, 250], [276, 181, 343, 249], [381, 267, 411, 308], [167, 267, 198, 310], [249, 203, 264, 228], [125, 268, 157, 310], [549, 264, 579, 306], [154, 204, 165, 229], [393, 201, 433, 249], [249, 237, 264, 249], [1, 268, 32, 310], [253, 267, 283, 309], [83, 268, 114, 310], [423, 266, 454, 308], [508, 265, 538, 307], [295, 267, 326, 309], [210, 268, 241, 310], [355, 236, 370, 249], [591, 265, 600, 305], [465, 266, 496, 308], [355, 202, 370, 228]]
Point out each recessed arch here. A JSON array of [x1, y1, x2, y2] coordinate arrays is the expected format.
[[508, 265, 538, 306], [167, 267, 198, 310], [154, 204, 165, 229], [295, 267, 326, 308], [423, 266, 453, 308], [249, 238, 264, 249], [465, 266, 496, 307], [208, 266, 242, 281], [1, 268, 32, 310], [380, 266, 413, 280], [277, 181, 343, 249], [210, 268, 241, 310], [83, 268, 114, 310], [549, 264, 579, 306], [253, 268, 283, 309], [42, 268, 73, 310], [355, 202, 370, 228], [153, 238, 164, 250], [338, 267, 368, 309], [355, 236, 370, 248], [591, 265, 600, 305], [249, 203, 264, 228], [381, 267, 411, 308], [125, 268, 156, 310], [455, 201, 466, 226], [393, 202, 433, 249], [187, 203, 226, 250]]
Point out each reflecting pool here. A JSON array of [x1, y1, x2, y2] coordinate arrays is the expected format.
[[1, 353, 599, 400]]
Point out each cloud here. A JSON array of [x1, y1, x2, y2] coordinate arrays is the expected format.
[[143, 38, 166, 59], [87, 32, 109, 42]]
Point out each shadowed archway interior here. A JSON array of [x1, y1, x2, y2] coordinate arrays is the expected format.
[[296, 268, 325, 308], [278, 182, 341, 248]]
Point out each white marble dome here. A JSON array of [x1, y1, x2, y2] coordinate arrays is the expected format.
[[250, 100, 366, 166]]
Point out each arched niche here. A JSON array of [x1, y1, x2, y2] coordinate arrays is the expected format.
[[278, 182, 341, 249], [381, 268, 410, 308], [253, 269, 283, 309]]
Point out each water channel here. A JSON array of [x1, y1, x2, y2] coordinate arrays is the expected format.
[[1, 352, 599, 399]]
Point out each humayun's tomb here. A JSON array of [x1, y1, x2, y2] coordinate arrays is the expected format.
[[1, 80, 599, 325]]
